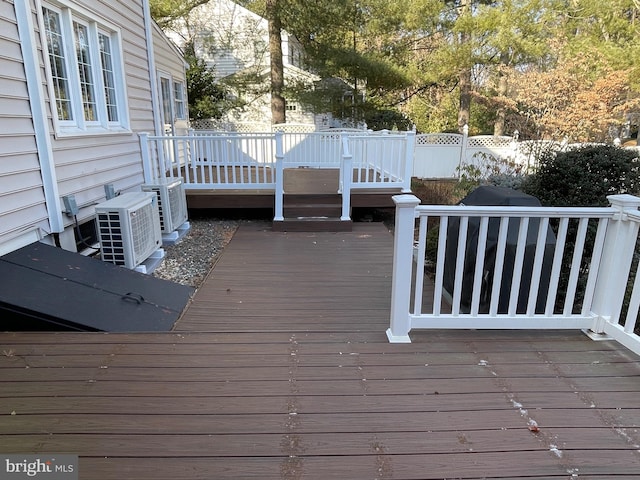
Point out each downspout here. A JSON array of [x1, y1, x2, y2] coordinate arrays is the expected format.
[[142, 0, 163, 136], [14, 1, 63, 233]]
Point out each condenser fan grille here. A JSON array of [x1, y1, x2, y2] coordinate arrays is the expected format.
[[129, 202, 157, 259], [97, 212, 125, 265]]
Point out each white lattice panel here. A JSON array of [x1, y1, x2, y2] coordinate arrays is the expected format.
[[272, 123, 317, 133], [467, 135, 514, 148], [415, 134, 463, 146], [191, 119, 226, 131]]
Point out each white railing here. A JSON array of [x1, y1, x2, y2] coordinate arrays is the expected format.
[[140, 132, 277, 190], [140, 130, 413, 192], [192, 130, 363, 168], [346, 131, 414, 192], [388, 193, 640, 356], [282, 131, 345, 168]]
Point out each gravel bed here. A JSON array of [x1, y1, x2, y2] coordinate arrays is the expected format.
[[152, 218, 240, 288]]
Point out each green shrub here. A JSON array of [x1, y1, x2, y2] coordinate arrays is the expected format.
[[522, 145, 640, 322], [521, 145, 640, 206]]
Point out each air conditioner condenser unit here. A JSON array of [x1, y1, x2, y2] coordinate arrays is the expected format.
[[142, 179, 188, 234], [95, 192, 162, 269]]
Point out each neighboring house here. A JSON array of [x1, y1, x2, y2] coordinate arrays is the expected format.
[[165, 0, 321, 128], [0, 0, 187, 256]]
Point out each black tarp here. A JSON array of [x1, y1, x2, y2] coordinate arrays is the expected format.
[[442, 185, 556, 314]]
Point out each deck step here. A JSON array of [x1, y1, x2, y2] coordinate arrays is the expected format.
[[277, 193, 350, 231], [272, 217, 353, 232], [284, 205, 343, 217], [283, 193, 342, 218], [283, 196, 342, 218]]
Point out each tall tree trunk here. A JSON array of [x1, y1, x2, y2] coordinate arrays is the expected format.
[[457, 0, 471, 133], [266, 0, 286, 124], [494, 58, 509, 136], [458, 67, 471, 132]]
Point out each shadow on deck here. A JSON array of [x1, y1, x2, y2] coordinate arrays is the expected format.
[[0, 222, 639, 479]]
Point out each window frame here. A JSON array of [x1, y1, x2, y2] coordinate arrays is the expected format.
[[40, 2, 130, 137], [158, 72, 174, 134], [173, 81, 186, 121]]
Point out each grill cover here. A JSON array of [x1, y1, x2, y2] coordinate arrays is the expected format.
[[442, 185, 556, 314]]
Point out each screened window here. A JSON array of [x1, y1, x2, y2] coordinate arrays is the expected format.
[[42, 5, 128, 134]]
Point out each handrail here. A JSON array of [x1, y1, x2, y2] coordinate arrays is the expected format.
[[388, 193, 640, 357], [415, 205, 618, 218]]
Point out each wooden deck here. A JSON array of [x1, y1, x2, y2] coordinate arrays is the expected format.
[[185, 167, 402, 210], [1, 223, 640, 479]]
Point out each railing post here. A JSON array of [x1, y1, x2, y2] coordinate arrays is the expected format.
[[139, 132, 154, 183], [274, 131, 285, 222], [341, 137, 352, 221], [589, 194, 640, 334], [402, 130, 415, 192], [387, 194, 421, 343]]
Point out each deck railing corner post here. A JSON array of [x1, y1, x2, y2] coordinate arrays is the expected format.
[[403, 130, 416, 193], [590, 194, 640, 333], [139, 132, 154, 183], [274, 131, 285, 221], [388, 194, 421, 343], [341, 153, 353, 221]]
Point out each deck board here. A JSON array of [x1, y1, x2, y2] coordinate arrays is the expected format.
[[1, 223, 639, 479], [177, 222, 396, 332]]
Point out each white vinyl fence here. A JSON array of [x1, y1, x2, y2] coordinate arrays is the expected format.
[[413, 129, 521, 179], [413, 128, 639, 180]]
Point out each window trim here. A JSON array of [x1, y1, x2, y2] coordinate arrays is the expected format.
[[173, 81, 186, 121], [158, 71, 188, 133], [39, 2, 130, 137], [158, 71, 174, 134]]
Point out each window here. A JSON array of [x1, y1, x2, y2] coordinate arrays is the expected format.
[[174, 82, 186, 120], [159, 74, 187, 131], [73, 21, 97, 122], [160, 76, 172, 126], [41, 4, 128, 135], [42, 8, 72, 121], [99, 33, 118, 122]]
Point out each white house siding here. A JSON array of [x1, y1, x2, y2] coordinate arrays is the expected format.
[[0, 1, 50, 250], [35, 0, 156, 230], [179, 0, 306, 78], [176, 0, 268, 80], [0, 0, 184, 255]]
